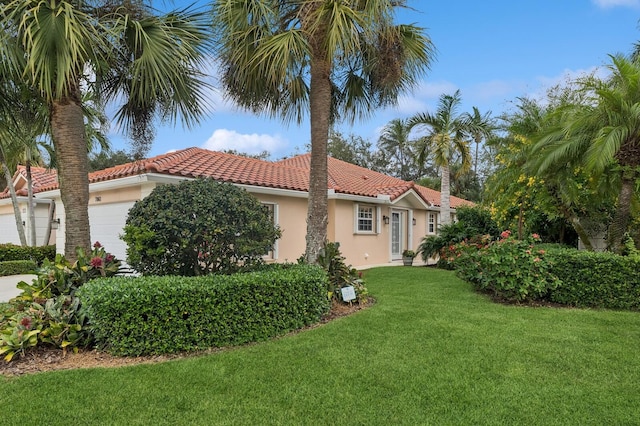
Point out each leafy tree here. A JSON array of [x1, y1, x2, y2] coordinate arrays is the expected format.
[[325, 130, 383, 171], [488, 92, 614, 247], [122, 179, 281, 276], [221, 150, 272, 161], [0, 0, 212, 259], [408, 90, 472, 226], [88, 150, 136, 172], [212, 0, 434, 262], [531, 55, 640, 252]]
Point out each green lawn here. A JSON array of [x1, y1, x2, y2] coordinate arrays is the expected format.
[[1, 267, 639, 425]]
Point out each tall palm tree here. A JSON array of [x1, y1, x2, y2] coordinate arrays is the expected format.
[[462, 106, 495, 183], [408, 90, 472, 226], [212, 0, 434, 262], [533, 54, 640, 252], [0, 0, 212, 258]]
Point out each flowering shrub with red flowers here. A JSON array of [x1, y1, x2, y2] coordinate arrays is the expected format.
[[437, 234, 494, 270], [454, 231, 561, 302], [0, 243, 120, 361]]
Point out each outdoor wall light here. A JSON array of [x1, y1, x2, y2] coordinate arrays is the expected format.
[[412, 218, 417, 226], [383, 215, 390, 225], [51, 218, 60, 230]]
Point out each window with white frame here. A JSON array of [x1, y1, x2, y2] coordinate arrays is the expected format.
[[262, 202, 278, 259], [354, 204, 380, 234], [428, 212, 437, 234], [357, 205, 374, 232]]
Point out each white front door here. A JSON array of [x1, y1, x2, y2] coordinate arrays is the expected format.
[[391, 210, 405, 260]]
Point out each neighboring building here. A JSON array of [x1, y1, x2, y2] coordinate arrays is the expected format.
[[0, 147, 473, 268]]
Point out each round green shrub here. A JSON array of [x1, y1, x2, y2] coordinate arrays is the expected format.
[[122, 179, 281, 276]]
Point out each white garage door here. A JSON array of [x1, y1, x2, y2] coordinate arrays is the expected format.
[[88, 201, 136, 264], [0, 214, 21, 245]]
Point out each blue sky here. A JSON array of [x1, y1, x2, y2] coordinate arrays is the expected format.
[[108, 0, 640, 159]]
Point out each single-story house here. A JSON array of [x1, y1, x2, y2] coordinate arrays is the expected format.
[[0, 147, 473, 268]]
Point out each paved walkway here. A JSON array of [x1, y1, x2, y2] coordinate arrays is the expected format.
[[0, 274, 36, 303]]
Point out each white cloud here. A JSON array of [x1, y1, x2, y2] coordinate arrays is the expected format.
[[536, 66, 608, 88], [393, 95, 430, 115], [415, 80, 459, 99], [592, 0, 640, 8], [470, 79, 525, 101], [202, 129, 288, 155]]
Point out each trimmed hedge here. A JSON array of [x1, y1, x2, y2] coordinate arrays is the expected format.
[[78, 264, 330, 356], [0, 260, 36, 276], [0, 244, 56, 264], [547, 249, 640, 310]]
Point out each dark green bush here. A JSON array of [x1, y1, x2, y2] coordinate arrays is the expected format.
[[455, 233, 560, 302], [78, 264, 330, 356], [122, 178, 281, 276], [0, 260, 36, 276], [0, 244, 55, 264], [546, 249, 640, 310]]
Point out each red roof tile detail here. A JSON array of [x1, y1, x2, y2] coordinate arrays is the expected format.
[[2, 147, 473, 208], [0, 166, 58, 199]]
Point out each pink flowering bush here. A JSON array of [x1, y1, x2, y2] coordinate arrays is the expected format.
[[454, 231, 561, 302]]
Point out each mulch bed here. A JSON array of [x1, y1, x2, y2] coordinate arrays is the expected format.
[[0, 299, 372, 377]]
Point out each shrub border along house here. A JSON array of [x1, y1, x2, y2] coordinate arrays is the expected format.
[[547, 249, 640, 310], [0, 260, 36, 277], [453, 232, 640, 311], [0, 244, 55, 264], [78, 264, 331, 356]]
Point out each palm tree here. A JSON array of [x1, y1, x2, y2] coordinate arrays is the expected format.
[[533, 54, 640, 252], [0, 0, 212, 258], [408, 90, 472, 226], [378, 118, 423, 181], [462, 106, 495, 185], [212, 0, 434, 262]]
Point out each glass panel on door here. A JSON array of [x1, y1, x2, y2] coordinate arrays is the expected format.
[[391, 211, 401, 258]]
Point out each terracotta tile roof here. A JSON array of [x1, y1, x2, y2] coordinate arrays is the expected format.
[[414, 184, 475, 208], [86, 148, 311, 192], [278, 154, 415, 200], [0, 166, 58, 198], [2, 147, 473, 208]]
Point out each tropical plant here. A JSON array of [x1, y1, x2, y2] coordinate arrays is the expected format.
[[408, 90, 473, 226], [419, 206, 499, 267], [0, 243, 120, 360], [315, 242, 368, 304], [531, 54, 640, 252], [0, 0, 212, 259], [462, 106, 496, 190], [122, 179, 281, 276], [377, 118, 424, 181], [211, 0, 434, 263]]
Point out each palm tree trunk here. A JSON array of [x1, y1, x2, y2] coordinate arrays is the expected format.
[[607, 173, 635, 253], [304, 7, 330, 263], [1, 161, 27, 246], [440, 164, 451, 226], [50, 86, 91, 260], [26, 160, 36, 246], [559, 205, 593, 251]]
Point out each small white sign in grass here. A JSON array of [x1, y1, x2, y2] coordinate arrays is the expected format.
[[341, 286, 356, 302]]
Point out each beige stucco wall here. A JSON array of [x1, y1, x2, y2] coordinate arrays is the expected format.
[[253, 193, 307, 262]]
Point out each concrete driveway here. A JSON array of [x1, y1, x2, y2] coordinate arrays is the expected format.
[[0, 274, 36, 303]]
